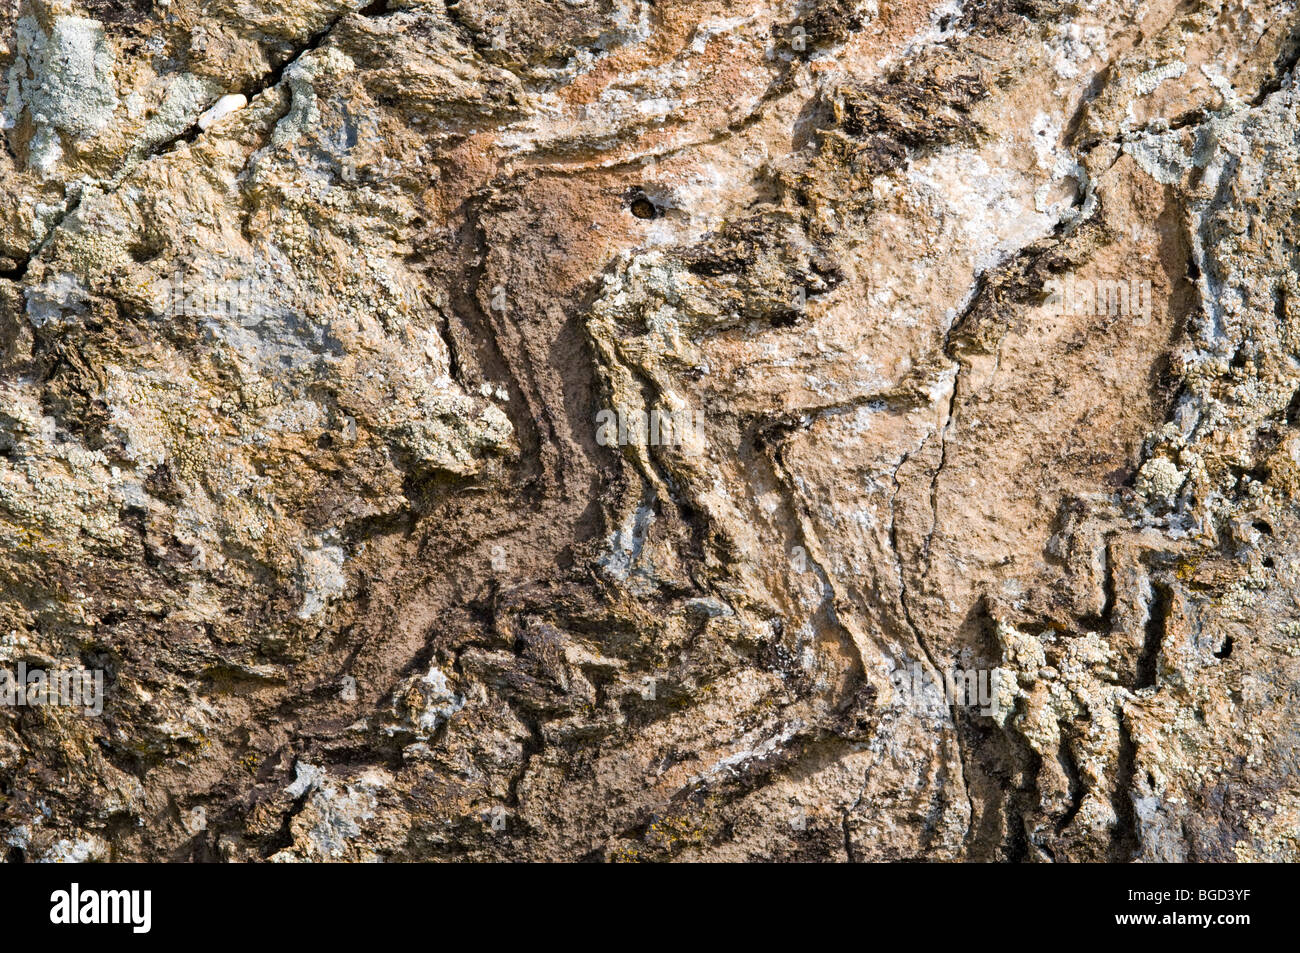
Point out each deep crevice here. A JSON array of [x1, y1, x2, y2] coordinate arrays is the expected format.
[[1055, 742, 1086, 833], [1109, 711, 1142, 861], [1137, 581, 1171, 690]]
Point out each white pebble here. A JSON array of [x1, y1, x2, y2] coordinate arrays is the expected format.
[[197, 93, 248, 131]]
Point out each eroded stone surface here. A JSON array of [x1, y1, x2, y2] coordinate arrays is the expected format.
[[1, 0, 1298, 861]]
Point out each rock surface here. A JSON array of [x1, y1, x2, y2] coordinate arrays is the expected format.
[[1, 0, 1299, 862]]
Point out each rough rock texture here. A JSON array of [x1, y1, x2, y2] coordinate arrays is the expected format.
[[1, 0, 1299, 862]]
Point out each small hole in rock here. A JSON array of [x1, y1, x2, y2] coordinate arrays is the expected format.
[[630, 196, 658, 220]]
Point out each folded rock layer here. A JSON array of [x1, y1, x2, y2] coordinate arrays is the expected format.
[[0, 0, 1297, 862]]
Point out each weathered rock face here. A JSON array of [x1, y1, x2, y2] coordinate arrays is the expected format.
[[0, 0, 1298, 863]]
